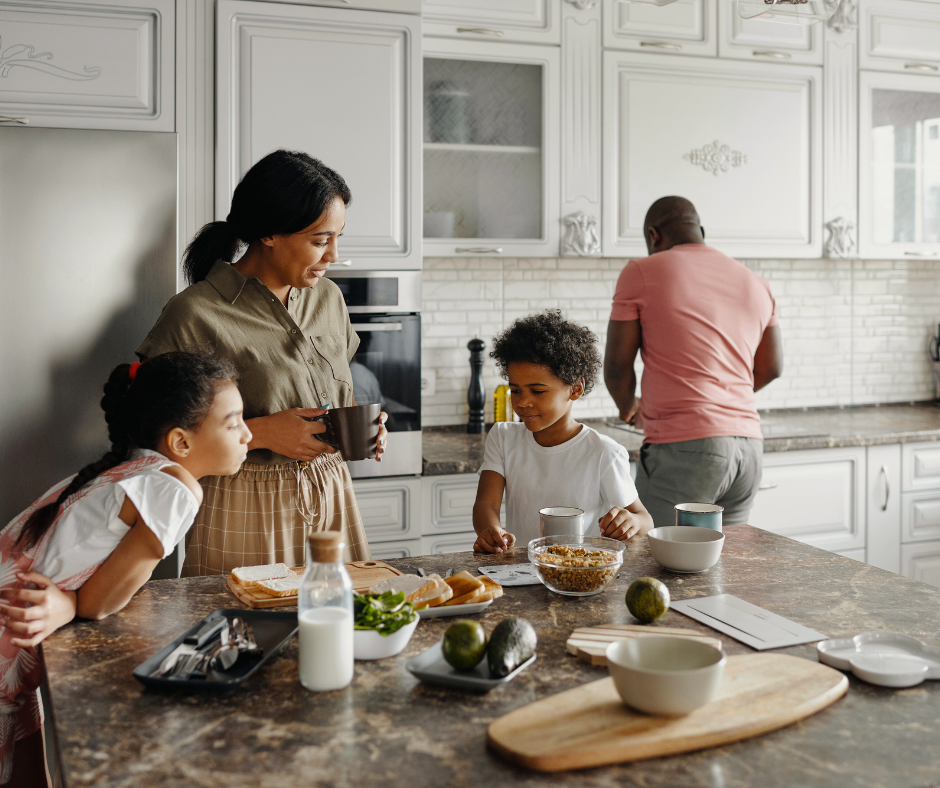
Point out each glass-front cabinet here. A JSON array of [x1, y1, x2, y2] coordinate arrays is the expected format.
[[859, 71, 940, 259], [422, 39, 559, 257]]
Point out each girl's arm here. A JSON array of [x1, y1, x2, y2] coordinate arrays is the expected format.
[[472, 471, 515, 553], [0, 574, 78, 647]]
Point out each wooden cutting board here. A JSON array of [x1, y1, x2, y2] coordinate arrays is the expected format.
[[487, 653, 848, 772], [567, 624, 723, 666], [226, 561, 403, 609]]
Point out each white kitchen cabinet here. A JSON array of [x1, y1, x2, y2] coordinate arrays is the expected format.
[[858, 70, 940, 259], [421, 473, 479, 535], [865, 443, 901, 573], [369, 539, 423, 560], [901, 441, 940, 491], [216, 0, 422, 270], [353, 476, 421, 544], [835, 547, 867, 562], [899, 440, 940, 588], [422, 0, 560, 45], [602, 51, 822, 259], [901, 540, 940, 588], [718, 0, 823, 66], [859, 0, 940, 74], [421, 533, 476, 555], [901, 489, 940, 542], [0, 0, 174, 131], [422, 37, 560, 257], [603, 0, 716, 58], [254, 0, 421, 12], [749, 447, 866, 553]]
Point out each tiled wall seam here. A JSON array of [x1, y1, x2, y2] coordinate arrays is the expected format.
[[421, 257, 940, 427]]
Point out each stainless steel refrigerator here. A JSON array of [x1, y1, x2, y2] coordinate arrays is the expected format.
[[0, 126, 178, 529]]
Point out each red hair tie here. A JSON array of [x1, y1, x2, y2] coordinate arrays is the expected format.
[[128, 362, 141, 382]]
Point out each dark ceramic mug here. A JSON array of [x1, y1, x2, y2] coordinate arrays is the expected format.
[[313, 404, 382, 462]]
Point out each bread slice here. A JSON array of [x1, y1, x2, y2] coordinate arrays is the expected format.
[[368, 574, 434, 603], [475, 575, 503, 603], [443, 571, 486, 606], [411, 574, 453, 609], [231, 563, 292, 589], [257, 575, 301, 597]]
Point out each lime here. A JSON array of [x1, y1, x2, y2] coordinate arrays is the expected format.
[[625, 577, 670, 623], [442, 620, 488, 671]]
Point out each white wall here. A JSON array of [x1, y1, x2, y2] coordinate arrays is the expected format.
[[421, 256, 940, 427]]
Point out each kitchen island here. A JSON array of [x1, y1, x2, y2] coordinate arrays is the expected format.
[[44, 526, 940, 787]]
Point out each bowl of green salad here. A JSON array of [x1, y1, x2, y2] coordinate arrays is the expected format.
[[353, 591, 420, 660]]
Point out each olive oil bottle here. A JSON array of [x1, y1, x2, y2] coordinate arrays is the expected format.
[[494, 384, 513, 423]]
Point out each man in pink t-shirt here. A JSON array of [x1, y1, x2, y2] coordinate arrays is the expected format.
[[604, 196, 783, 529]]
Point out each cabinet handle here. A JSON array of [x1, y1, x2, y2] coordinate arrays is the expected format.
[[457, 28, 504, 37], [879, 465, 890, 512], [0, 116, 29, 124], [752, 50, 792, 60], [640, 41, 682, 51], [455, 247, 503, 254], [903, 251, 939, 257], [904, 62, 939, 72], [758, 481, 778, 491]]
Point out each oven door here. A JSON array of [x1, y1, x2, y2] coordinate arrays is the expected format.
[[346, 313, 421, 478]]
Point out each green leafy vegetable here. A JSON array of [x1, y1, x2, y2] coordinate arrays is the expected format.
[[354, 591, 418, 637]]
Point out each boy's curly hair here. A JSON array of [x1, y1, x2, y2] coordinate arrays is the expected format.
[[490, 309, 601, 396]]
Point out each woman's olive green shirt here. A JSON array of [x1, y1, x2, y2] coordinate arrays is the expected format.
[[136, 260, 359, 465]]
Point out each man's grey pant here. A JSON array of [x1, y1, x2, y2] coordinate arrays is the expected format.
[[635, 437, 763, 530]]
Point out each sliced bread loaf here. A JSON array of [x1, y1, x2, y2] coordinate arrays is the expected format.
[[411, 574, 453, 609], [231, 563, 292, 588], [443, 571, 486, 606], [257, 575, 301, 597], [368, 574, 434, 603]]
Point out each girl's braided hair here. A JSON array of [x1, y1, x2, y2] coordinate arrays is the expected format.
[[13, 351, 236, 551], [490, 309, 601, 395]]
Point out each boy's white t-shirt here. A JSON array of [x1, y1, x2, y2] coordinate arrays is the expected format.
[[478, 422, 638, 546]]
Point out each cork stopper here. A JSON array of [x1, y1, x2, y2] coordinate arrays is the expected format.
[[307, 531, 344, 563]]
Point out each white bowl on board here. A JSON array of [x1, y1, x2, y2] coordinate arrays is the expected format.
[[353, 618, 418, 661], [606, 636, 726, 716], [647, 526, 725, 573]]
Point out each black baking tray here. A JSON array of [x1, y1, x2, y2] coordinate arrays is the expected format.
[[133, 608, 298, 691]]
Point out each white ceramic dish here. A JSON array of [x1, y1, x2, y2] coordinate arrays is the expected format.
[[647, 526, 725, 573], [606, 636, 726, 716], [405, 639, 536, 691], [353, 618, 418, 660], [816, 631, 940, 688], [417, 599, 493, 619]]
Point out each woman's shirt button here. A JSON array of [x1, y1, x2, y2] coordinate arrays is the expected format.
[[290, 328, 297, 334]]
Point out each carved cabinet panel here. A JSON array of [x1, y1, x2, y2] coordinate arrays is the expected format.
[[422, 0, 560, 45], [603, 0, 717, 58], [0, 0, 174, 131]]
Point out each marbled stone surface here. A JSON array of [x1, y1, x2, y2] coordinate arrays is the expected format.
[[423, 403, 940, 475], [44, 526, 940, 787]]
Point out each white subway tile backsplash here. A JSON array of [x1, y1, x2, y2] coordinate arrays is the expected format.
[[420, 256, 940, 427]]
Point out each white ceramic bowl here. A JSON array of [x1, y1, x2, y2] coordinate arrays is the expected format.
[[353, 618, 418, 661], [647, 526, 725, 573], [606, 636, 726, 716]]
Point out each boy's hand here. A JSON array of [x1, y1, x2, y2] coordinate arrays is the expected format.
[[598, 507, 647, 541], [0, 572, 77, 647], [473, 526, 516, 554]]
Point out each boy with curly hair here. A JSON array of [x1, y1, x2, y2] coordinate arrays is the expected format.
[[473, 310, 653, 553]]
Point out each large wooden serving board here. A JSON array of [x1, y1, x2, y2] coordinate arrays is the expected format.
[[487, 653, 848, 772], [227, 561, 403, 609], [567, 624, 722, 667]]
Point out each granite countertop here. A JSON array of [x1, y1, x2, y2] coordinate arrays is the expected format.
[[422, 402, 940, 475], [44, 526, 940, 788]]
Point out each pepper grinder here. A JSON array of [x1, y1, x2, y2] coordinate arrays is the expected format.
[[467, 338, 486, 434]]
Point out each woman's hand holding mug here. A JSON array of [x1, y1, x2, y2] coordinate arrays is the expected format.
[[246, 407, 336, 461]]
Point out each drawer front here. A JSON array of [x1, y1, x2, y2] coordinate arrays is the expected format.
[[902, 442, 940, 492], [861, 0, 940, 72], [353, 477, 420, 543], [422, 475, 477, 534], [718, 0, 822, 65], [748, 447, 865, 552], [368, 539, 423, 560], [901, 541, 940, 589], [901, 490, 940, 543], [422, 0, 559, 45], [421, 533, 476, 556], [604, 0, 716, 57]]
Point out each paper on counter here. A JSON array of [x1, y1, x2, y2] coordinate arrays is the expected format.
[[671, 594, 827, 651], [477, 564, 543, 586]]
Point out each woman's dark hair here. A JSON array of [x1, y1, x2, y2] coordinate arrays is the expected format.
[[490, 309, 601, 396], [182, 150, 353, 285], [14, 351, 237, 552]]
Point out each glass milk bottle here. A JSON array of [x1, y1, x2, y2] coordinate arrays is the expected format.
[[298, 532, 354, 691]]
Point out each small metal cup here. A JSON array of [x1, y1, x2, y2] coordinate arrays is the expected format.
[[674, 503, 723, 532], [539, 507, 586, 538]]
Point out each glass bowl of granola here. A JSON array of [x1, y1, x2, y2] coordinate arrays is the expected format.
[[528, 535, 625, 597]]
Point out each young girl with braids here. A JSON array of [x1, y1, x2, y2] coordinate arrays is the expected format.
[[0, 351, 250, 787]]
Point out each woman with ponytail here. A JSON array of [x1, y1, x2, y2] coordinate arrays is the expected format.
[[0, 351, 250, 786], [137, 149, 385, 577]]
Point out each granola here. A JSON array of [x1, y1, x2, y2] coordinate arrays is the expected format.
[[534, 545, 620, 594]]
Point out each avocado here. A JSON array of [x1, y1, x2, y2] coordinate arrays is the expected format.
[[487, 617, 537, 678]]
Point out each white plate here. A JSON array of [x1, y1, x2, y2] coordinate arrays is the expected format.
[[405, 639, 536, 691], [816, 631, 940, 688], [418, 599, 493, 619], [477, 564, 542, 587]]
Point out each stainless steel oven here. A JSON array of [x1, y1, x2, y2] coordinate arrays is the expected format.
[[328, 270, 421, 478]]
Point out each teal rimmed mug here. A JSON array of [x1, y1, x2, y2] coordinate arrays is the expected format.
[[674, 503, 723, 532]]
